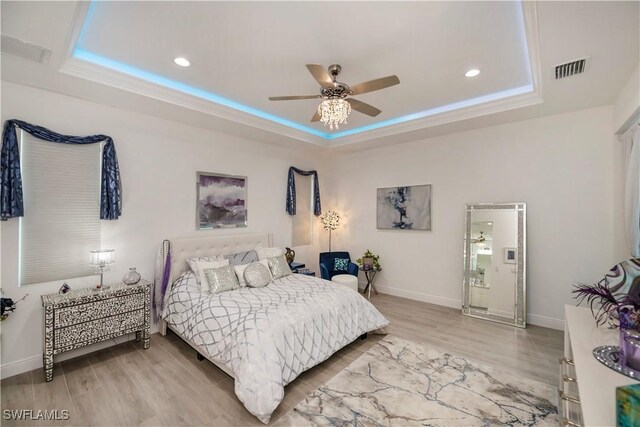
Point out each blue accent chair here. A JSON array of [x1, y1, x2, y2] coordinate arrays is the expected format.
[[319, 252, 359, 280]]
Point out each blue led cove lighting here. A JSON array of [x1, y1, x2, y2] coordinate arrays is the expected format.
[[74, 1, 534, 141]]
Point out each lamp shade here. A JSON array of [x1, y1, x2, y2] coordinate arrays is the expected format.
[[89, 249, 115, 266], [320, 210, 341, 231]]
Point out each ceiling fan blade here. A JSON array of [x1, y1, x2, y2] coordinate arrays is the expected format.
[[268, 95, 321, 101], [306, 64, 334, 89], [311, 110, 321, 122], [349, 75, 400, 95], [347, 98, 382, 117]]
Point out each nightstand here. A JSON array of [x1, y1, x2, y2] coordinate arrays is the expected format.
[[41, 280, 151, 381], [289, 262, 316, 276], [289, 262, 305, 272]]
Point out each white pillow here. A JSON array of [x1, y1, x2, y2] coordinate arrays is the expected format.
[[244, 262, 272, 288], [187, 255, 226, 284], [234, 259, 270, 286], [195, 259, 230, 292], [256, 246, 284, 260]]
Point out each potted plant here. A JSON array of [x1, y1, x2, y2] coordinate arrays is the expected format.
[[573, 280, 639, 328], [356, 250, 381, 271], [0, 290, 28, 321]]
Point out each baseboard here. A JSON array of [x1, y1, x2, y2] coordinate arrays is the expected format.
[[369, 283, 564, 330], [0, 354, 43, 380], [526, 313, 564, 330], [372, 284, 462, 309], [0, 333, 142, 380]]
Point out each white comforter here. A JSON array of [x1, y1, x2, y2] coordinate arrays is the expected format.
[[163, 272, 389, 423]]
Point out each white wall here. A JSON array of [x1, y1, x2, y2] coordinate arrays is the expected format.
[[0, 81, 325, 378], [326, 106, 624, 329]]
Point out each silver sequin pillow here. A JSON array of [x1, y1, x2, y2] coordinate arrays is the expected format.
[[268, 255, 292, 280], [243, 262, 272, 288], [187, 255, 226, 285], [203, 265, 240, 294]]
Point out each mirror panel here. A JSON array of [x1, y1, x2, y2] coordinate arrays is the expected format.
[[462, 202, 526, 328]]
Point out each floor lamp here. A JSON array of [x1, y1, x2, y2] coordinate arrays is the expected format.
[[320, 210, 341, 252]]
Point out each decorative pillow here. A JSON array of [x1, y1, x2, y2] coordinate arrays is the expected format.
[[202, 265, 240, 295], [234, 259, 270, 286], [334, 258, 350, 271], [194, 259, 230, 292], [256, 246, 284, 260], [224, 250, 258, 266], [234, 263, 250, 286], [187, 255, 226, 284], [244, 262, 272, 288], [268, 255, 293, 280]]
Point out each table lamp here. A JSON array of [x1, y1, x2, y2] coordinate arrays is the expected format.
[[90, 249, 115, 290]]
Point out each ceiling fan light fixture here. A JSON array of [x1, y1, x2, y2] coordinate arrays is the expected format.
[[318, 99, 351, 130]]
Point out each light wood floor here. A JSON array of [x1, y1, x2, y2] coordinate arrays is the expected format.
[[1, 293, 563, 426]]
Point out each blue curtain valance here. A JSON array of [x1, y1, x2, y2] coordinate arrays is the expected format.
[[286, 166, 321, 216], [1, 119, 122, 220]]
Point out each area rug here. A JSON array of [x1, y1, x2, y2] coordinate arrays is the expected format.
[[277, 336, 558, 426]]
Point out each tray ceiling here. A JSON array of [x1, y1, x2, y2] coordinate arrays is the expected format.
[[2, 1, 638, 148], [64, 1, 538, 143]]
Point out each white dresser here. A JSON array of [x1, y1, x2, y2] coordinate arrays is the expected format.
[[563, 305, 638, 426]]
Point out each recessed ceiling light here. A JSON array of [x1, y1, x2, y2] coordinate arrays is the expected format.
[[465, 69, 480, 77], [174, 57, 190, 67]]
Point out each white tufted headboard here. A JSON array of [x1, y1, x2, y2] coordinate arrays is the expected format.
[[166, 233, 272, 286]]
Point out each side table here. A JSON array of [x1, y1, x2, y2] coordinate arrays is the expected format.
[[290, 262, 315, 276], [360, 268, 381, 300], [41, 280, 151, 381], [289, 262, 305, 272]]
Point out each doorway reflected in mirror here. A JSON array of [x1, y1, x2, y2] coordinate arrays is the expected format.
[[463, 203, 526, 328]]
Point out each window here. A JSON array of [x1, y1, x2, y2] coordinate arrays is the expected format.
[[19, 132, 101, 286], [291, 174, 313, 246]]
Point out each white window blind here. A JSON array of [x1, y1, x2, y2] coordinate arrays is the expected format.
[[291, 174, 313, 246], [20, 132, 101, 286]]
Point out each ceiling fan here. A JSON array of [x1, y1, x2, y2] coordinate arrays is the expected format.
[[268, 64, 400, 130], [472, 231, 487, 247]]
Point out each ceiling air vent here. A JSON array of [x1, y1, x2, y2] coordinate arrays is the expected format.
[[554, 57, 588, 80], [1, 34, 51, 64]]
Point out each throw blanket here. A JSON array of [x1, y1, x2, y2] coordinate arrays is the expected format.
[[163, 272, 389, 423]]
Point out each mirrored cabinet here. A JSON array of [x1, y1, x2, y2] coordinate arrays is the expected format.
[[462, 202, 526, 328]]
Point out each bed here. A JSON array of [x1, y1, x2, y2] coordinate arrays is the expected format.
[[156, 233, 389, 423]]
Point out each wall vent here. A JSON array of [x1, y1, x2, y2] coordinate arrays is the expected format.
[[1, 34, 51, 64], [554, 57, 588, 80]]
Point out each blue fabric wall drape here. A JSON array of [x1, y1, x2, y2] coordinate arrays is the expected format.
[[1, 120, 122, 220], [286, 166, 321, 216]]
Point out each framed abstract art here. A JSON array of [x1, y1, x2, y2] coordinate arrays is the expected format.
[[376, 184, 432, 230], [196, 172, 247, 229]]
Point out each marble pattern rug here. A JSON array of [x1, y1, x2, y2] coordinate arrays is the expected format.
[[277, 336, 558, 426]]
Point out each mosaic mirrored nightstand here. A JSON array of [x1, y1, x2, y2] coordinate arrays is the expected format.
[[41, 280, 151, 381]]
